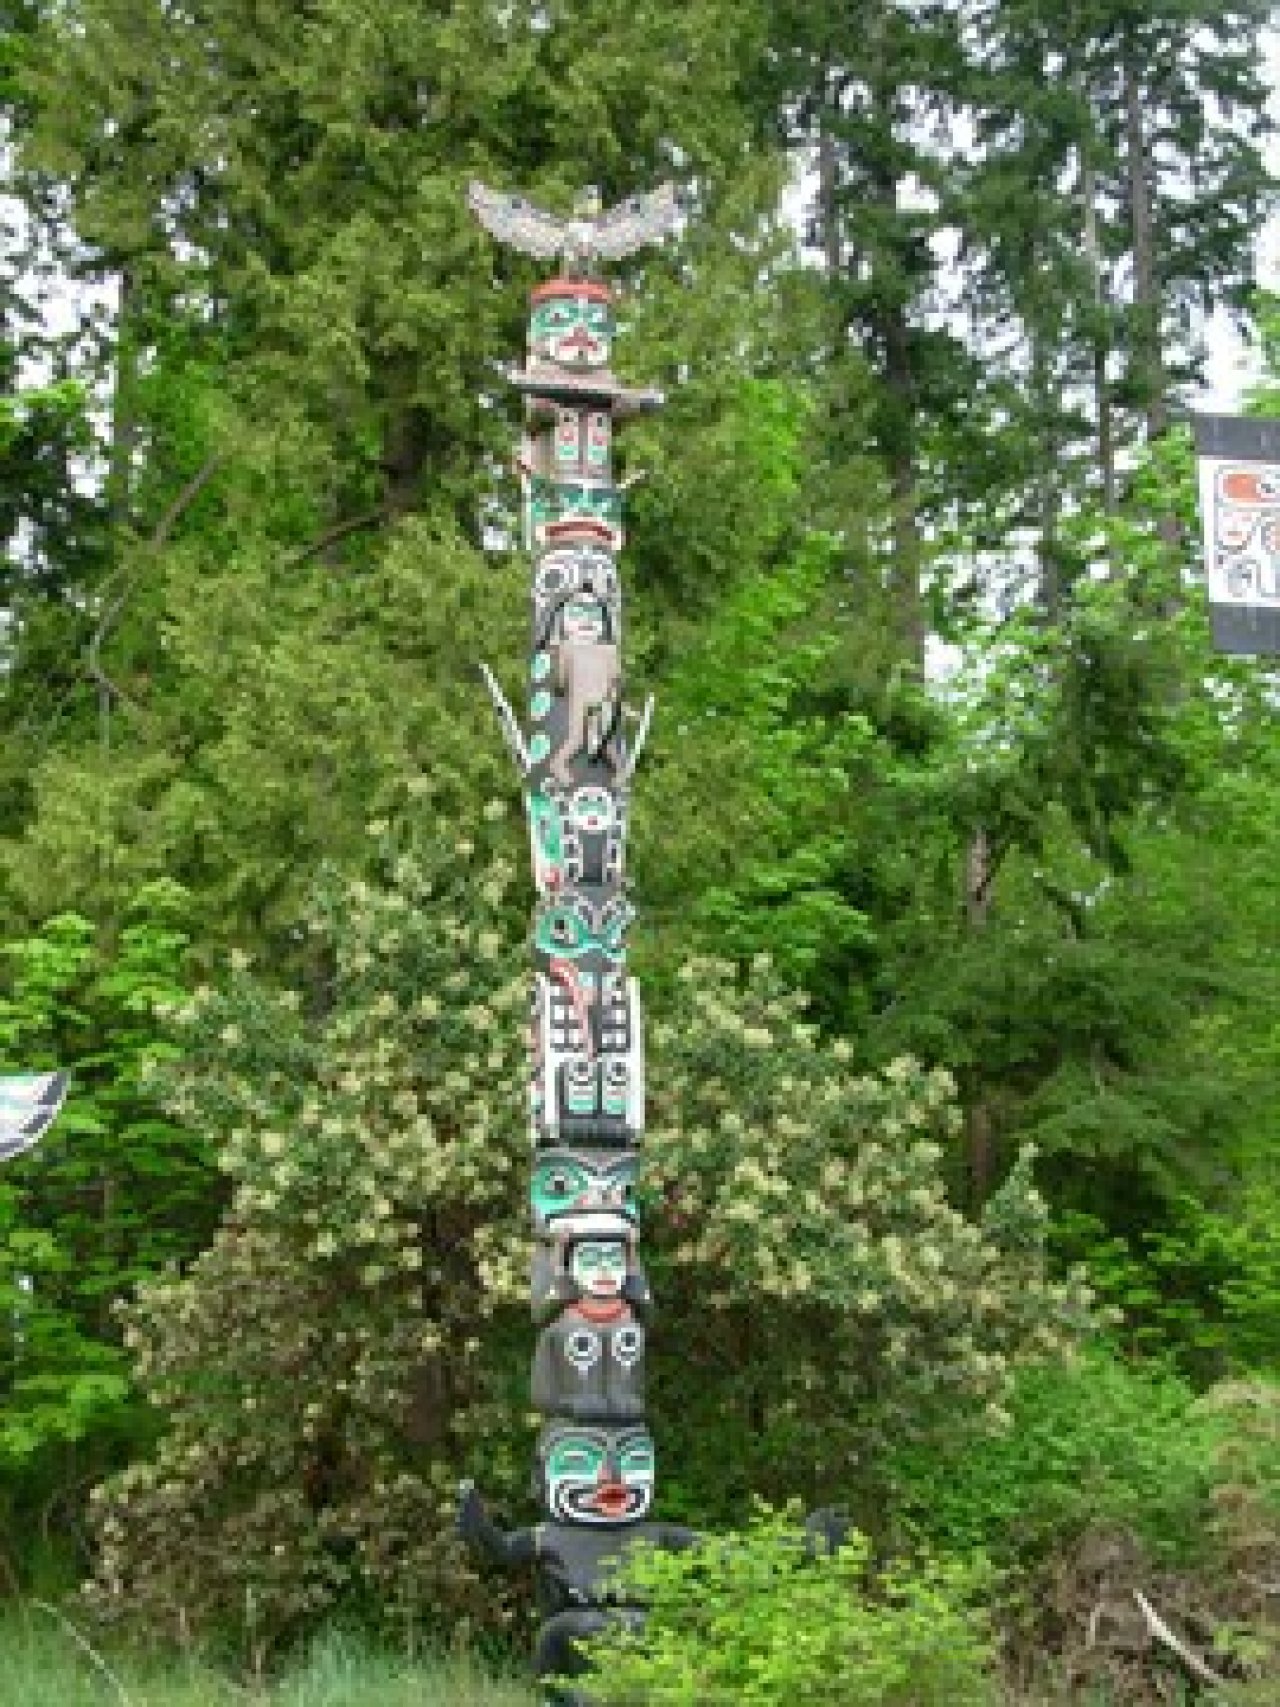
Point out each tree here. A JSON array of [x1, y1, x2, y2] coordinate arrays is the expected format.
[[0, 880, 213, 1579]]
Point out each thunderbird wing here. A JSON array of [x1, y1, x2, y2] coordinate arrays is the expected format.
[[467, 181, 566, 261], [0, 1071, 69, 1163], [591, 183, 679, 262]]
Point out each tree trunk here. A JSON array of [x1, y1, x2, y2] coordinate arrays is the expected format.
[[1030, 310, 1064, 615], [964, 825, 994, 1204], [816, 72, 843, 279], [1080, 149, 1116, 515], [868, 71, 924, 675], [105, 265, 138, 524], [1123, 58, 1167, 442]]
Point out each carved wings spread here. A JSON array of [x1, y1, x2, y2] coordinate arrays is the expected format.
[[0, 1070, 69, 1163], [467, 181, 678, 266]]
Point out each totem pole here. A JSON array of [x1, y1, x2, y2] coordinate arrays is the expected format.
[[457, 181, 696, 1703]]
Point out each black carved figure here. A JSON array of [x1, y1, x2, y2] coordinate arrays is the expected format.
[[531, 1300, 645, 1423]]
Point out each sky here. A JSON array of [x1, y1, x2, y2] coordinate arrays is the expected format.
[[1190, 30, 1280, 412]]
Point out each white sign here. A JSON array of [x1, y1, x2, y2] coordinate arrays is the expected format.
[[1193, 413, 1280, 655]]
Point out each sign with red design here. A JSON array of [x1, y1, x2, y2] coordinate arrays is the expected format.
[[1193, 413, 1280, 655]]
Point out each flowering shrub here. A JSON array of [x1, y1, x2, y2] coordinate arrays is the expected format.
[[641, 954, 1093, 1519], [89, 797, 531, 1655]]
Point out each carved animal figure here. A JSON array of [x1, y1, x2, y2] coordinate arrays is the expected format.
[[466, 182, 678, 278]]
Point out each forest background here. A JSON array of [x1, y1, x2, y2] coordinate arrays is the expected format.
[[2, 0, 1279, 1701]]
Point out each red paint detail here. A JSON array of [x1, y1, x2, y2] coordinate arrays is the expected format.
[[589, 1481, 631, 1519], [545, 519, 616, 544], [531, 278, 613, 305], [575, 1297, 625, 1323], [550, 957, 595, 1059], [1221, 468, 1280, 506]]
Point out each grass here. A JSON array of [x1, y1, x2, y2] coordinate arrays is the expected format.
[[0, 1612, 538, 1707]]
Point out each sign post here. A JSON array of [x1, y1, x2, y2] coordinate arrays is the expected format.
[[1192, 413, 1280, 656]]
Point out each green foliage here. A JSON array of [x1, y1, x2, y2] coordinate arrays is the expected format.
[[0, 882, 213, 1572], [637, 517, 880, 987], [0, 1615, 534, 1705], [579, 1510, 996, 1706], [1053, 1190, 1280, 1379], [885, 1346, 1226, 1569], [89, 825, 1088, 1644]]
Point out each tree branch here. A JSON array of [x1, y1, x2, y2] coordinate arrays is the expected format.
[[150, 454, 225, 550], [85, 454, 225, 733], [284, 507, 391, 571], [1132, 1589, 1228, 1690]]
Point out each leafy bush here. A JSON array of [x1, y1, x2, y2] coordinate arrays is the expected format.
[[88, 797, 532, 1657], [0, 882, 214, 1582], [1053, 1194, 1280, 1380], [578, 1509, 996, 1706], [885, 1345, 1223, 1568]]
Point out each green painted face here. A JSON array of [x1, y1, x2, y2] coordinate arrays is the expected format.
[[529, 293, 614, 368], [531, 1150, 638, 1231], [570, 1240, 629, 1297], [541, 1424, 655, 1524], [529, 478, 623, 550], [571, 787, 613, 835]]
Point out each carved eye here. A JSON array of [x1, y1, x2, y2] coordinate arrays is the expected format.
[[619, 1438, 654, 1479], [567, 1330, 600, 1370], [613, 1326, 641, 1366]]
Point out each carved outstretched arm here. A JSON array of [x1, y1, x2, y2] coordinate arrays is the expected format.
[[802, 1506, 851, 1557], [653, 1522, 700, 1551], [456, 1480, 538, 1568]]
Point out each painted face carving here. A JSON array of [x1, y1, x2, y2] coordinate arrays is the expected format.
[[529, 283, 614, 370], [539, 1424, 655, 1525], [530, 477, 623, 552], [571, 1239, 629, 1297], [560, 596, 607, 644], [530, 1149, 639, 1232], [524, 786, 624, 895]]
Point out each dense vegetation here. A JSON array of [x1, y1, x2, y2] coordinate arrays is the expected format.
[[2, 0, 1278, 1700]]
